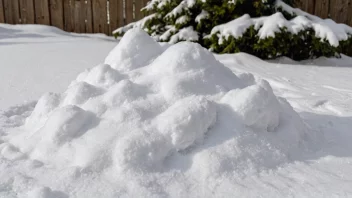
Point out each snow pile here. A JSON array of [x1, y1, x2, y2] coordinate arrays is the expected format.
[[105, 29, 162, 71], [4, 29, 310, 196]]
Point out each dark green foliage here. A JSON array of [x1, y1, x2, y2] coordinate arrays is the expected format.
[[340, 36, 352, 56], [207, 26, 351, 60]]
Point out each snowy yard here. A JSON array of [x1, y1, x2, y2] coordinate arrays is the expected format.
[[1, 24, 352, 198]]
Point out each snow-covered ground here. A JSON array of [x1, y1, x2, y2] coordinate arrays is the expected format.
[[0, 24, 116, 109], [1, 25, 352, 198]]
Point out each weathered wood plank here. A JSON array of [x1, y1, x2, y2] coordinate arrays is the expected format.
[[295, 0, 316, 14], [49, 0, 64, 29], [0, 0, 5, 23], [92, 0, 108, 34], [63, 0, 74, 32], [330, 0, 351, 24], [135, 0, 145, 21], [0, 0, 4, 23], [314, 0, 329, 19], [3, 0, 21, 24], [12, 0, 20, 23], [79, 0, 86, 33], [85, 0, 93, 33], [125, 0, 133, 24], [307, 0, 316, 14], [348, 0, 352, 27], [34, 0, 50, 25], [74, 0, 81, 32], [109, 0, 124, 33], [3, 0, 11, 24], [19, 0, 35, 24]]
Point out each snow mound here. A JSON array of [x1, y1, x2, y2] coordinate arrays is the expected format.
[[75, 64, 123, 87], [221, 80, 280, 131], [25, 92, 61, 130], [104, 28, 163, 71], [5, 29, 310, 196], [155, 96, 217, 151], [138, 41, 245, 101]]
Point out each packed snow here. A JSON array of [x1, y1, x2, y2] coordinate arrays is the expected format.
[[1, 25, 352, 198]]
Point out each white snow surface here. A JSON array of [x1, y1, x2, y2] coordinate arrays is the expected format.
[[0, 24, 116, 109], [1, 26, 352, 198]]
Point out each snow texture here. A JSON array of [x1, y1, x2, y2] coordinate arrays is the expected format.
[[0, 28, 317, 197], [2, 26, 352, 197]]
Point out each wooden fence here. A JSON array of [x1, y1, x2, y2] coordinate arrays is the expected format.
[[0, 0, 351, 35], [295, 0, 352, 26], [0, 0, 149, 35]]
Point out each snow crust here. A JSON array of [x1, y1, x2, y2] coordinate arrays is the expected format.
[[2, 28, 314, 197]]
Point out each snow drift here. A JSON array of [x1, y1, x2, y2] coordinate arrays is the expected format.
[[3, 28, 310, 197]]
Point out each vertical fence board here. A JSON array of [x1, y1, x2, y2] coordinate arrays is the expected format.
[[50, 0, 64, 29], [3, 0, 21, 24], [3, 0, 12, 23], [19, 0, 35, 24], [79, 0, 86, 33], [125, 0, 133, 24], [295, 0, 315, 13], [92, 0, 108, 34], [74, 0, 81, 32], [0, 0, 4, 23], [109, 0, 124, 33], [314, 0, 329, 18], [63, 0, 74, 32], [85, 0, 93, 33], [12, 0, 20, 24], [295, 0, 308, 12], [348, 0, 352, 26], [135, 0, 146, 21], [34, 0, 50, 25], [330, 0, 351, 24], [307, 0, 316, 14], [294, 0, 305, 11]]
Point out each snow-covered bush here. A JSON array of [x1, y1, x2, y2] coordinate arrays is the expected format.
[[207, 13, 348, 60], [114, 0, 352, 60]]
